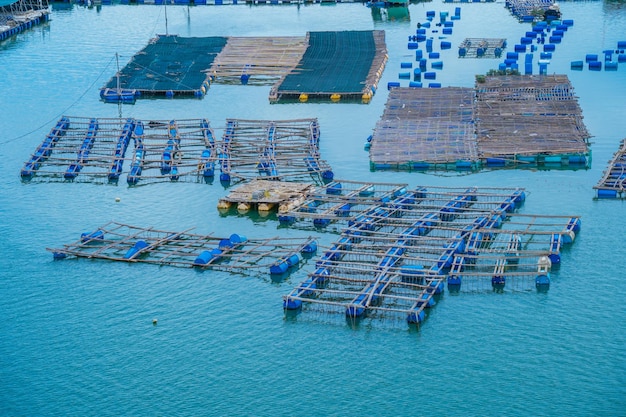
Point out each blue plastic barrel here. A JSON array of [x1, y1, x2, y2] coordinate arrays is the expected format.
[[301, 241, 318, 254], [408, 42, 418, 50], [409, 81, 422, 88], [424, 72, 436, 79], [428, 83, 441, 88], [605, 62, 618, 70], [543, 44, 555, 52], [431, 61, 443, 69], [399, 72, 411, 79], [415, 50, 423, 60], [441, 41, 452, 49], [589, 61, 602, 70], [401, 62, 413, 68], [387, 82, 400, 90], [442, 28, 452, 35], [585, 54, 598, 62], [515, 44, 527, 52]]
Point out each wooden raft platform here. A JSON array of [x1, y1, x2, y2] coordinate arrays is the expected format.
[[20, 116, 217, 185], [48, 221, 317, 276], [208, 36, 307, 85], [369, 87, 479, 171], [594, 138, 626, 199], [368, 75, 591, 172], [475, 75, 591, 165], [218, 118, 333, 184], [218, 179, 315, 213], [284, 185, 581, 326]]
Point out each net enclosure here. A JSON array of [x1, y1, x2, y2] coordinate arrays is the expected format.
[[270, 30, 387, 102], [103, 35, 227, 97]]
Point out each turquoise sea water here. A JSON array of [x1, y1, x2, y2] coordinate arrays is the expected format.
[[1, 1, 626, 415]]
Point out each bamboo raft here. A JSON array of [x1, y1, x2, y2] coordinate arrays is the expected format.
[[208, 36, 307, 85], [284, 185, 581, 325], [475, 75, 591, 163], [369, 75, 591, 172], [48, 221, 318, 276], [218, 118, 333, 185], [369, 87, 478, 171], [593, 138, 626, 198], [217, 179, 315, 213], [458, 38, 507, 58], [20, 116, 217, 185]]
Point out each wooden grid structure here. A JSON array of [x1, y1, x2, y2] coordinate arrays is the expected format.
[[208, 36, 308, 85], [284, 185, 581, 326], [20, 116, 217, 185], [369, 87, 479, 170], [0, 0, 50, 43], [277, 179, 410, 229], [594, 138, 626, 199], [218, 118, 333, 185], [48, 221, 318, 276], [475, 75, 591, 162], [458, 38, 507, 58]]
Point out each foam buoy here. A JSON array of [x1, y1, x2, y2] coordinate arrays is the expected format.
[[115, 197, 121, 202], [152, 318, 158, 325]]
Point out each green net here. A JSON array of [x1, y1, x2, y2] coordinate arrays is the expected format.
[[276, 31, 376, 94], [105, 35, 227, 93]]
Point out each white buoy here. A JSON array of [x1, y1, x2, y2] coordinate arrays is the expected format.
[[115, 197, 121, 202], [152, 318, 158, 325]]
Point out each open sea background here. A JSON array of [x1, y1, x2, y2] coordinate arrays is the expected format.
[[1, 1, 625, 415]]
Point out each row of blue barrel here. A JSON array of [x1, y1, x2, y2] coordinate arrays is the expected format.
[[398, 8, 460, 89], [64, 119, 99, 180], [571, 41, 626, 72], [21, 117, 71, 179], [499, 19, 573, 75], [0, 13, 48, 42]]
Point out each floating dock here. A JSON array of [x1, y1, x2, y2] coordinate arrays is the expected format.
[[20, 116, 217, 185], [269, 30, 387, 103], [217, 179, 315, 214], [48, 221, 317, 276], [217, 118, 333, 184], [283, 185, 581, 326], [369, 75, 591, 172], [0, 0, 50, 43], [594, 138, 626, 199]]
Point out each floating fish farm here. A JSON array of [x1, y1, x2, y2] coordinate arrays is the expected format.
[[282, 184, 581, 326], [102, 31, 387, 103], [269, 30, 387, 103], [48, 221, 318, 277], [217, 118, 333, 185], [369, 75, 591, 172], [0, 0, 49, 43], [594, 139, 626, 199], [20, 116, 217, 185], [101, 35, 226, 100]]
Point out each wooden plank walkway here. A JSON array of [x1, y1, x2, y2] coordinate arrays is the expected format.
[[594, 138, 626, 198]]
